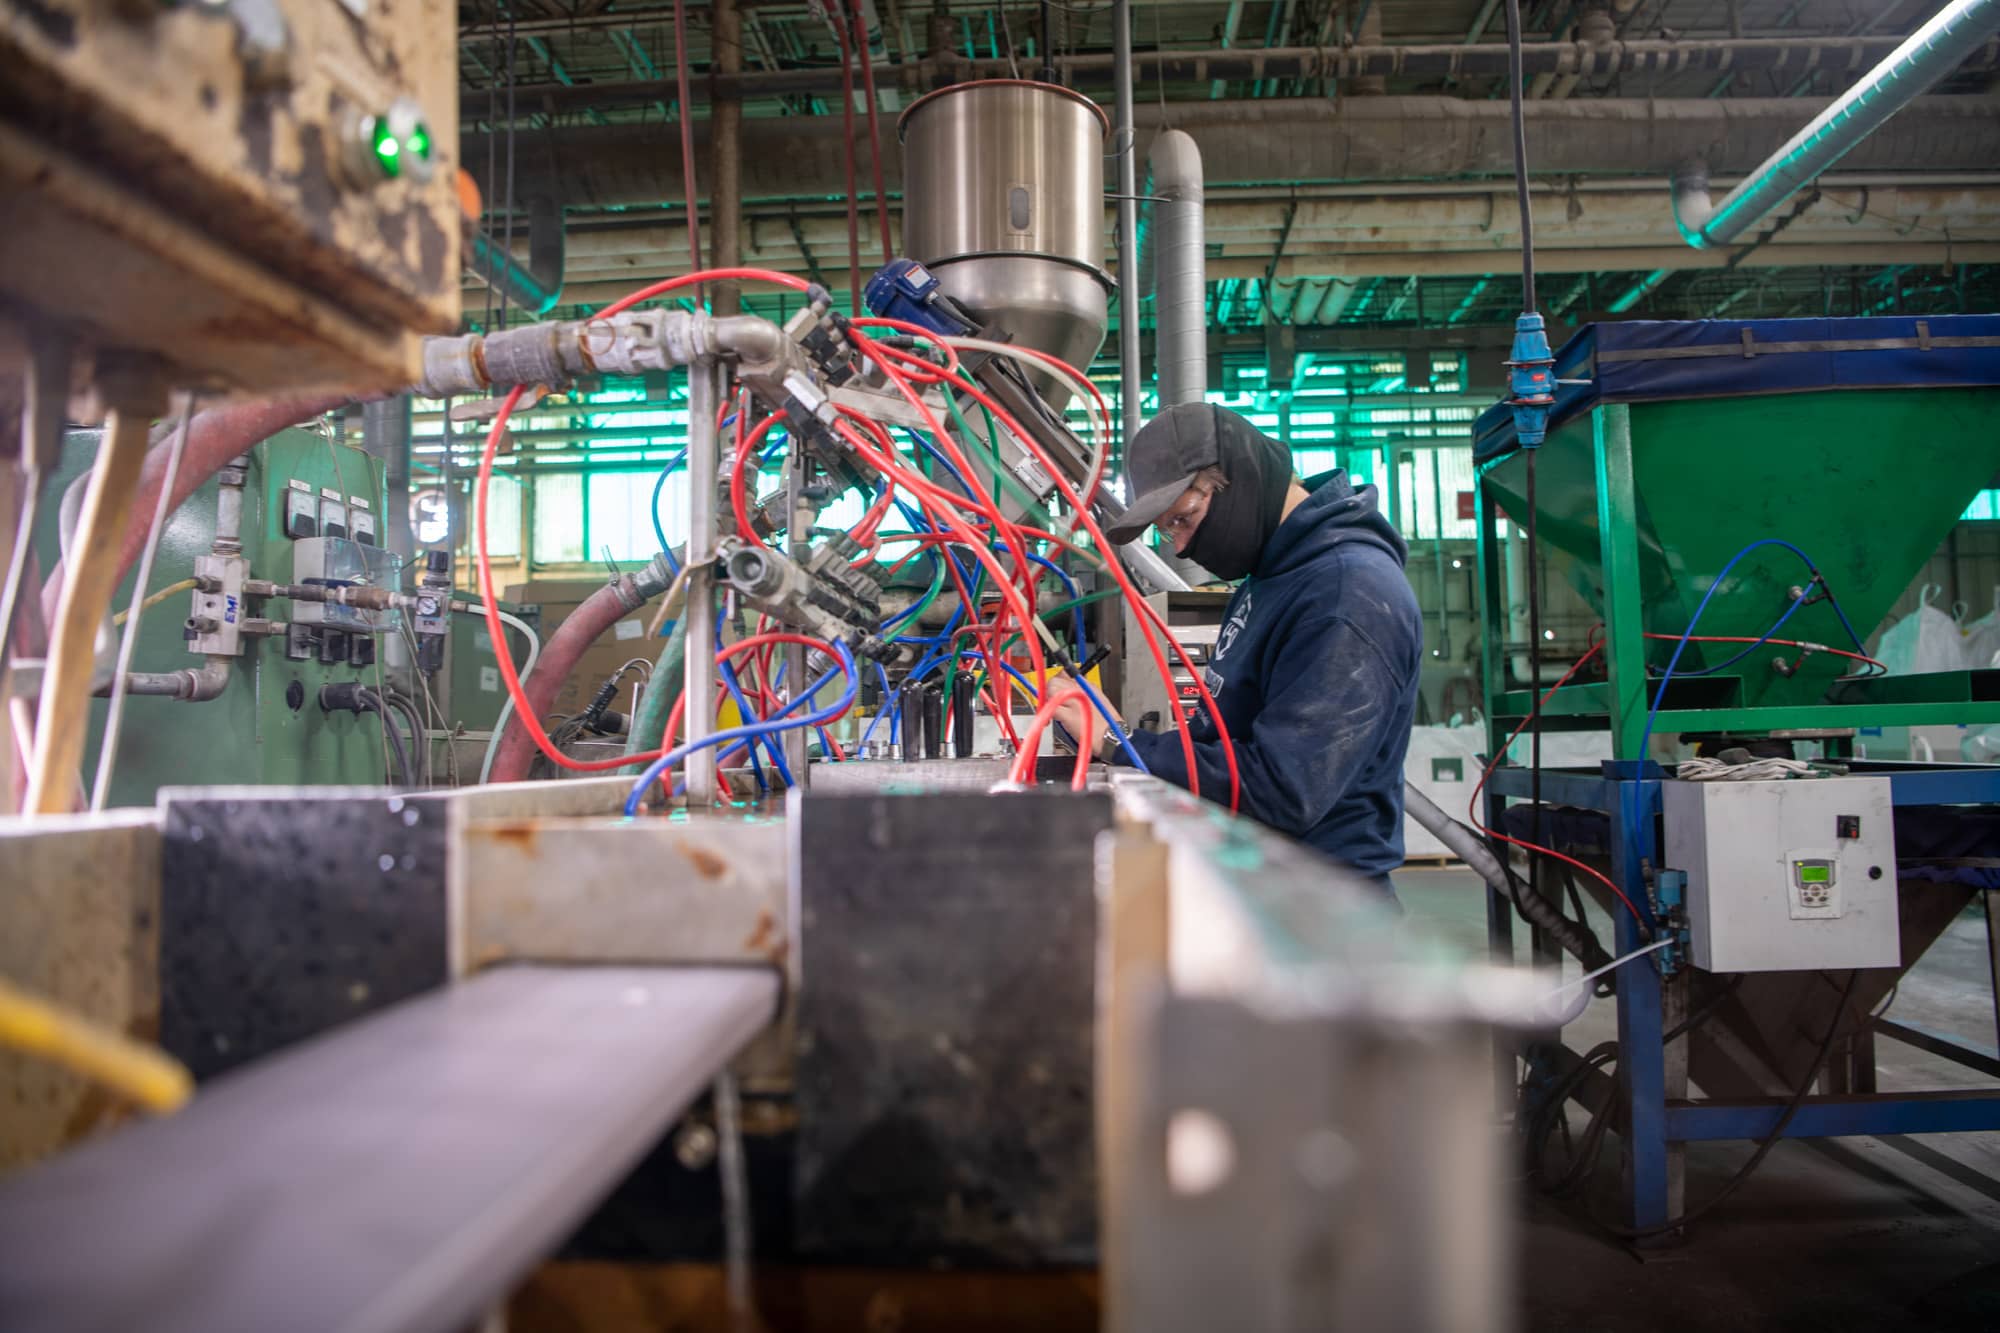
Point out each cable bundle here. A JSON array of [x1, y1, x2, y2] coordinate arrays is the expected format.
[[467, 267, 1242, 814]]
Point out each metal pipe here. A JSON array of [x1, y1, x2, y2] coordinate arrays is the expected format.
[[112, 656, 232, 702], [468, 194, 566, 316], [490, 36, 2000, 106], [1149, 130, 1206, 409], [1112, 0, 1142, 443], [711, 0, 745, 317], [359, 397, 415, 561], [684, 363, 721, 804], [1674, 0, 2000, 248], [464, 96, 2000, 212]]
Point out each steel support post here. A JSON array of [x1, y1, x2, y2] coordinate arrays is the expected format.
[[711, 0, 744, 319], [1610, 779, 1672, 1234], [1591, 405, 1650, 762], [1987, 890, 2000, 1054], [685, 362, 721, 803], [1486, 784, 1519, 1110], [783, 443, 809, 782], [1113, 0, 1142, 443]]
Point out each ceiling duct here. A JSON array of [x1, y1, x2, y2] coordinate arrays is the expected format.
[[1145, 130, 1207, 409]]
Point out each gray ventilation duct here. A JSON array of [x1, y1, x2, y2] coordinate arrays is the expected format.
[[468, 194, 566, 317], [1145, 130, 1206, 409]]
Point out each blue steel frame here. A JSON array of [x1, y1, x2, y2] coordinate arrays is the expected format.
[[1486, 760, 2000, 1233]]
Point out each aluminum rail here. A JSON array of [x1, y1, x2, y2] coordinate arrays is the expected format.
[[0, 964, 778, 1333], [1674, 0, 2000, 248]]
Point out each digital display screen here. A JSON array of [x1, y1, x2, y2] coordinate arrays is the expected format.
[[1798, 864, 1831, 885]]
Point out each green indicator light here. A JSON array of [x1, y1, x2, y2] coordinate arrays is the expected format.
[[370, 117, 403, 178], [406, 127, 431, 158]]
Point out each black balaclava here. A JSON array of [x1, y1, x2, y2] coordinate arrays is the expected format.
[[1181, 408, 1295, 581]]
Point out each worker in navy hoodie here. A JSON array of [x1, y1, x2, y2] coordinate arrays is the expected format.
[[1052, 402, 1423, 896]]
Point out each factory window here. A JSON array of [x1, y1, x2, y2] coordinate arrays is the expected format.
[[531, 474, 585, 565], [1964, 490, 2000, 521], [485, 474, 523, 558], [588, 471, 674, 562], [1396, 445, 1477, 540]]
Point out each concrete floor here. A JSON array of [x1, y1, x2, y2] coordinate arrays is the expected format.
[[1399, 867, 2000, 1333]]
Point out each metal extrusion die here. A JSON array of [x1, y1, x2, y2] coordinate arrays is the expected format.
[[0, 770, 1537, 1332]]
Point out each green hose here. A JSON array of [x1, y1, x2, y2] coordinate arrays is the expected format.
[[623, 616, 689, 761]]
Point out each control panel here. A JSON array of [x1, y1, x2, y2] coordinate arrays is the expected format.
[[1663, 776, 1899, 973]]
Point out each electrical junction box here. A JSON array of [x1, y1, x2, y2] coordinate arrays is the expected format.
[[1663, 776, 1899, 973], [288, 536, 401, 633]]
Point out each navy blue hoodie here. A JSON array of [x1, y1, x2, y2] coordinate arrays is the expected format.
[[1119, 473, 1423, 884]]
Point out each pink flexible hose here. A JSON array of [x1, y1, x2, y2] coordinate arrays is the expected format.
[[37, 392, 348, 628], [487, 581, 635, 783]]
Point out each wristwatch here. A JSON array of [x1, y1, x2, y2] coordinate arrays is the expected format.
[[1095, 729, 1123, 764]]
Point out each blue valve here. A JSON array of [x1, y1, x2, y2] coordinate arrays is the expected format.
[[1653, 867, 1689, 975], [862, 258, 977, 339], [1505, 311, 1557, 447]]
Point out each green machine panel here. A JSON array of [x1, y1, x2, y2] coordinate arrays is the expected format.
[[1481, 386, 1997, 710], [41, 427, 404, 808], [1474, 316, 2000, 758]]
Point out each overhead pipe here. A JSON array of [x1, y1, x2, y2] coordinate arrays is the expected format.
[[1146, 130, 1207, 409], [1674, 0, 2000, 249], [485, 36, 2000, 107], [464, 96, 2000, 212], [468, 194, 567, 317]]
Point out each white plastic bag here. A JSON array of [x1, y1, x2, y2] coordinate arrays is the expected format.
[[1962, 588, 2000, 671], [1877, 585, 1970, 675], [1402, 722, 1486, 858]]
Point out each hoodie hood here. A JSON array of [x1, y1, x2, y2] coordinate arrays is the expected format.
[[1255, 470, 1407, 579]]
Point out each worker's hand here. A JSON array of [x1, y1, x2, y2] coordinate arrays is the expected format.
[[1050, 688, 1119, 755]]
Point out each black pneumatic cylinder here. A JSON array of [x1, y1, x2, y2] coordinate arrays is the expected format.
[[900, 687, 927, 759], [951, 675, 976, 757], [921, 685, 945, 760]]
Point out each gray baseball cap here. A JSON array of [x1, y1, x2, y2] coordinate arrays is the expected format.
[[1102, 402, 1221, 545]]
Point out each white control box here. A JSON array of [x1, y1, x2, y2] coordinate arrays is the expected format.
[[1663, 776, 1899, 973]]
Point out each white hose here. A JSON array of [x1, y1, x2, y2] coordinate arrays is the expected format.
[[476, 607, 541, 785], [1530, 937, 1675, 1028], [92, 398, 195, 811]]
